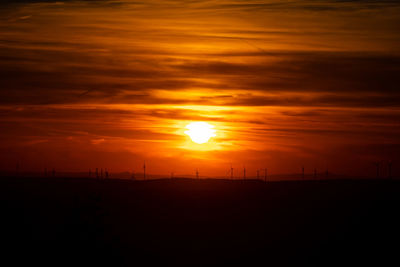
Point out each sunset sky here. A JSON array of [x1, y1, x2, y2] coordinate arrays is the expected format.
[[1, 0, 399, 178]]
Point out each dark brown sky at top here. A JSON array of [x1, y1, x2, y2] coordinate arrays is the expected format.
[[0, 0, 399, 178]]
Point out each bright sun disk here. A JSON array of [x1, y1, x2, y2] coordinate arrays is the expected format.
[[185, 122, 216, 144]]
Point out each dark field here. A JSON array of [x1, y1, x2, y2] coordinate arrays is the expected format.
[[1, 177, 399, 266]]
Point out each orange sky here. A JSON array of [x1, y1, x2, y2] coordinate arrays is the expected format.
[[0, 0, 400, 178]]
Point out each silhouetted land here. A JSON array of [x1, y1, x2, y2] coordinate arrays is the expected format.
[[1, 177, 399, 266]]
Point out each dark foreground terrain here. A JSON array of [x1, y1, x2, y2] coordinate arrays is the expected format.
[[1, 177, 399, 266]]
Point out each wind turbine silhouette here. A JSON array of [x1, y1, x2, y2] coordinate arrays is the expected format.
[[143, 161, 146, 180], [374, 161, 380, 179], [388, 160, 393, 179], [264, 168, 267, 182]]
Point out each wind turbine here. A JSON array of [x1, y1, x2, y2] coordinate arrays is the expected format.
[[374, 162, 380, 179], [143, 161, 146, 180], [264, 168, 267, 182], [16, 162, 19, 177]]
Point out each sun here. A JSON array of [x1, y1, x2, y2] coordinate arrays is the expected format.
[[185, 122, 216, 144]]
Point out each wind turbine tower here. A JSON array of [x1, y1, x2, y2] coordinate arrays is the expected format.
[[143, 162, 146, 180], [374, 162, 380, 179], [16, 162, 19, 177], [264, 168, 267, 182]]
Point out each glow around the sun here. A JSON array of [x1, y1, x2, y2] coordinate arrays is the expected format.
[[185, 122, 216, 144]]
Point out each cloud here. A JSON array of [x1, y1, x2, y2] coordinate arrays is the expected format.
[[0, 0, 121, 4], [1, 49, 399, 107]]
